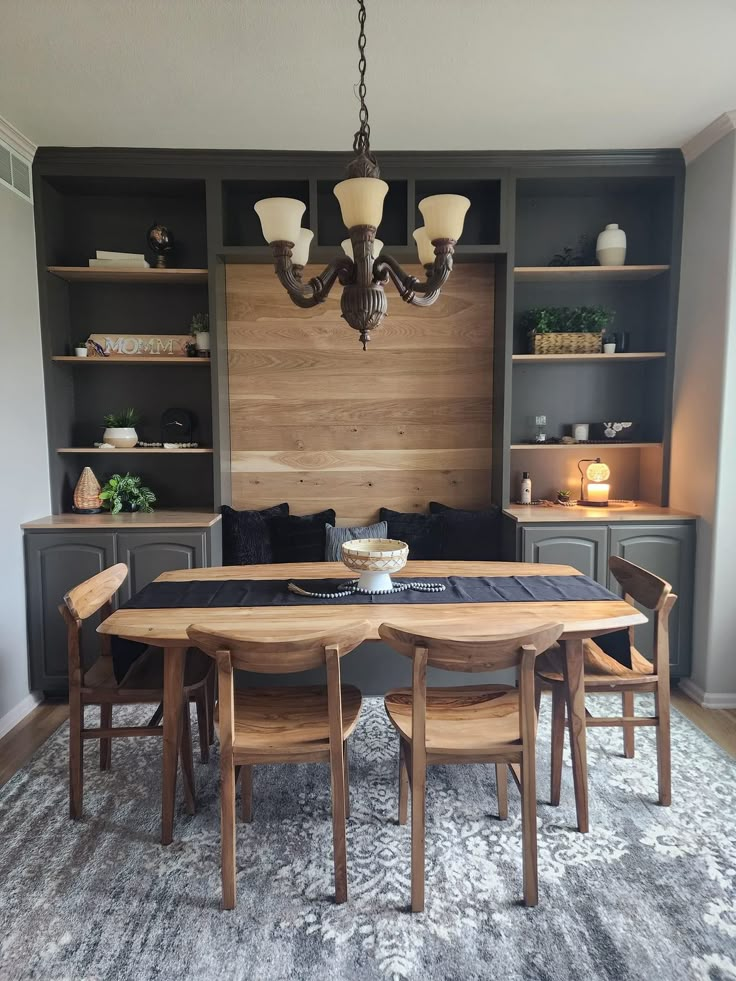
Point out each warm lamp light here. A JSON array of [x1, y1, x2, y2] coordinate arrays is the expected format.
[[334, 177, 389, 229], [291, 229, 314, 267], [254, 197, 306, 245], [412, 227, 436, 267], [342, 237, 384, 260], [578, 457, 611, 507], [418, 194, 471, 243]]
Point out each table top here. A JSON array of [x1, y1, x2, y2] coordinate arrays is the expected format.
[[98, 561, 647, 646]]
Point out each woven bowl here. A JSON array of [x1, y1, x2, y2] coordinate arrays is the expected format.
[[341, 538, 409, 593]]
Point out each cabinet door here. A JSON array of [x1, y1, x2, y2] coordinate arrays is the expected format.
[[24, 532, 116, 694], [116, 532, 206, 601], [521, 526, 608, 583], [609, 523, 695, 677]]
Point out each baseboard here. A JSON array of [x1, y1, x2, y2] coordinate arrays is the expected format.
[[678, 678, 736, 710], [0, 692, 42, 740]]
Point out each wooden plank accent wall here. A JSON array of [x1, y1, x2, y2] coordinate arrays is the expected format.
[[226, 262, 494, 525]]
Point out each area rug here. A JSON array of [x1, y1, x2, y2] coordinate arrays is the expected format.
[[1, 696, 734, 981]]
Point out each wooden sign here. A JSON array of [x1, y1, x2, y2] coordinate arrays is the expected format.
[[87, 334, 191, 357]]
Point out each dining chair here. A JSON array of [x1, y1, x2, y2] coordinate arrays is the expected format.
[[536, 556, 677, 808], [185, 621, 369, 910], [379, 620, 564, 912], [60, 563, 214, 820]]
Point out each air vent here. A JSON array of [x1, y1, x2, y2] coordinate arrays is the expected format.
[[0, 136, 32, 203]]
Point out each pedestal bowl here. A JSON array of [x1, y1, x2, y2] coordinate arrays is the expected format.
[[341, 538, 409, 594]]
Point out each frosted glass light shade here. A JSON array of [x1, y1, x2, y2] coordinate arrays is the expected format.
[[418, 194, 471, 242], [341, 237, 384, 260], [586, 461, 611, 483], [291, 228, 314, 266], [334, 177, 389, 229], [254, 197, 306, 244], [412, 227, 435, 266]]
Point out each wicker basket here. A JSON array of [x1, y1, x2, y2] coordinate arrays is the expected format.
[[530, 331, 601, 355], [73, 466, 103, 513]]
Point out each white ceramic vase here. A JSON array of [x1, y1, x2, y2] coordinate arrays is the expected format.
[[596, 223, 627, 266], [195, 331, 210, 352], [102, 427, 138, 448], [74, 347, 88, 357]]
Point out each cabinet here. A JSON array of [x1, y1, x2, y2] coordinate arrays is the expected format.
[[116, 533, 207, 602], [521, 526, 608, 583]]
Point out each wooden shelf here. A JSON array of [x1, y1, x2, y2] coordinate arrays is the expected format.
[[47, 266, 209, 284], [512, 352, 667, 364], [510, 442, 661, 450], [56, 447, 213, 455], [514, 265, 669, 282], [52, 356, 209, 365]]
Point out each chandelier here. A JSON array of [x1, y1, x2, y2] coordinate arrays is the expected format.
[[254, 0, 470, 349]]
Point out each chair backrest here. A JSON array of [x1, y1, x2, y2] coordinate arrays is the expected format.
[[608, 556, 677, 674], [186, 622, 371, 674], [62, 563, 128, 621]]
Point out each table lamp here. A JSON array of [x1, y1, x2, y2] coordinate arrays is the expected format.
[[577, 457, 610, 507]]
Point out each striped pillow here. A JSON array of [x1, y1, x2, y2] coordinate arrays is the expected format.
[[325, 522, 388, 562]]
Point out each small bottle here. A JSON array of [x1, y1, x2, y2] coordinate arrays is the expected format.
[[534, 415, 547, 443], [520, 471, 532, 504]]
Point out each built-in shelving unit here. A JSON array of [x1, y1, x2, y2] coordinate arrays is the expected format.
[[513, 265, 669, 282], [47, 266, 209, 284], [510, 442, 661, 451], [512, 352, 666, 364], [51, 356, 209, 365], [56, 447, 213, 454]]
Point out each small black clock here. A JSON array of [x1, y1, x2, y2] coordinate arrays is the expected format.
[[161, 407, 193, 443]]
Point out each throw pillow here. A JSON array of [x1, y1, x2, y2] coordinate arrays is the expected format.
[[379, 508, 442, 561], [429, 501, 502, 561], [270, 509, 337, 563], [220, 503, 289, 565], [325, 521, 388, 562]]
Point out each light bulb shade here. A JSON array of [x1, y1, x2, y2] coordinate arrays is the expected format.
[[412, 227, 435, 266], [418, 194, 471, 242], [585, 461, 611, 483], [291, 228, 314, 266], [341, 237, 384, 260], [254, 197, 306, 244], [334, 177, 389, 229]]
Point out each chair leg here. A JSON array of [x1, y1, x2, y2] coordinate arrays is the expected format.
[[207, 669, 216, 746], [241, 765, 253, 823], [99, 704, 112, 771], [655, 678, 672, 806], [221, 755, 237, 910], [343, 741, 350, 819], [398, 738, 409, 826], [622, 691, 635, 758], [410, 751, 426, 913], [520, 754, 539, 907], [550, 684, 565, 807], [534, 680, 542, 717], [496, 763, 508, 820], [194, 689, 210, 764], [69, 695, 84, 819], [180, 706, 196, 815], [329, 737, 348, 904]]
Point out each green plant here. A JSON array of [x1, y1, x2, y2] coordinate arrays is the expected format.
[[557, 489, 572, 501], [519, 305, 614, 335], [76, 338, 89, 348], [103, 408, 140, 429], [99, 473, 156, 514], [190, 313, 209, 334]]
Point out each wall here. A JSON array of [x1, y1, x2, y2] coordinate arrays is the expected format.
[[671, 129, 736, 706], [0, 176, 50, 734]]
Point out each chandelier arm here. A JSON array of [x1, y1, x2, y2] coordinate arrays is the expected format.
[[272, 243, 355, 308], [373, 251, 453, 305]]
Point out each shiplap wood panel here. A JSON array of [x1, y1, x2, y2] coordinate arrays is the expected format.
[[226, 263, 494, 523]]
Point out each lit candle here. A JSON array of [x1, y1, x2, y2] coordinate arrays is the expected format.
[[587, 482, 610, 504]]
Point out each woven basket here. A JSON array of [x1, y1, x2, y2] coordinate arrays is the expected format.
[[73, 466, 103, 512], [341, 539, 409, 574], [530, 331, 601, 355]]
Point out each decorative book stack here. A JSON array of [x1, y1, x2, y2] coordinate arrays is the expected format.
[[88, 250, 150, 269]]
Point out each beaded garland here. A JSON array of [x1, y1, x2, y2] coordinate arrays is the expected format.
[[287, 579, 446, 599]]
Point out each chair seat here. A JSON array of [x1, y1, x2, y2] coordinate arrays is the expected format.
[[83, 647, 211, 694], [384, 685, 520, 754], [218, 685, 362, 757], [536, 639, 655, 687]]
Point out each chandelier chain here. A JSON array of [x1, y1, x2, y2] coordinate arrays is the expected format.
[[353, 0, 370, 155]]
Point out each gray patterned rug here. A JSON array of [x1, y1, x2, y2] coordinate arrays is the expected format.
[[1, 696, 735, 981]]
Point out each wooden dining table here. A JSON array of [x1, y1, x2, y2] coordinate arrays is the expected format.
[[98, 559, 647, 844]]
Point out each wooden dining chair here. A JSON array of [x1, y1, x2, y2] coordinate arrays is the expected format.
[[536, 556, 677, 808], [185, 621, 369, 910], [379, 620, 564, 912], [60, 563, 214, 820]]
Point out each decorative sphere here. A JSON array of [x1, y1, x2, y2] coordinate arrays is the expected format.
[[586, 461, 611, 483]]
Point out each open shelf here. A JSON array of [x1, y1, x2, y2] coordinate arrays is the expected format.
[[514, 265, 669, 282], [510, 442, 661, 450], [52, 356, 210, 365], [56, 447, 214, 454], [513, 352, 666, 364], [47, 266, 209, 284]]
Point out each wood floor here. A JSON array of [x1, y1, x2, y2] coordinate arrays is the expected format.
[[0, 688, 734, 790]]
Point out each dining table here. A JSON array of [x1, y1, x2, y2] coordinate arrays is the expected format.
[[97, 559, 647, 845]]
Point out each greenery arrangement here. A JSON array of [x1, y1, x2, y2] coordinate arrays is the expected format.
[[520, 306, 614, 334], [548, 235, 597, 267], [557, 489, 572, 502], [190, 313, 209, 334], [103, 407, 140, 429], [99, 473, 156, 514]]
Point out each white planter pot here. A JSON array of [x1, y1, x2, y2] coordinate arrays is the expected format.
[[103, 427, 138, 448], [603, 342, 617, 354], [596, 223, 627, 266], [74, 347, 88, 358], [195, 331, 210, 352]]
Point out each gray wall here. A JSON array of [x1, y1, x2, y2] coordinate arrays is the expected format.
[[670, 130, 736, 705], [0, 181, 50, 732]]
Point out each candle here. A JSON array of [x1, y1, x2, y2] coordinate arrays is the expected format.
[[587, 482, 610, 504]]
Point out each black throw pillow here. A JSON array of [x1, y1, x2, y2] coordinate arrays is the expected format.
[[379, 508, 443, 561], [429, 501, 502, 561], [220, 503, 288, 565], [270, 509, 336, 563]]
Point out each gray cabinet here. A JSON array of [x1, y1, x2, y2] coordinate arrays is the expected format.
[[117, 532, 207, 601], [521, 526, 608, 583]]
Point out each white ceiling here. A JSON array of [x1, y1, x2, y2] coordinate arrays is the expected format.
[[2, 0, 736, 152]]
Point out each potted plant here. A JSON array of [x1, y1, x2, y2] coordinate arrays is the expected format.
[[102, 408, 140, 448], [99, 473, 155, 513], [74, 338, 88, 358], [519, 306, 614, 355], [557, 489, 572, 504], [190, 313, 210, 353]]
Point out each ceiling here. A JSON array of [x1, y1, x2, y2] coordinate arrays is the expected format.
[[3, 0, 736, 153]]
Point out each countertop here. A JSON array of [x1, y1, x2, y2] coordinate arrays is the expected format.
[[503, 503, 696, 523], [22, 510, 222, 530]]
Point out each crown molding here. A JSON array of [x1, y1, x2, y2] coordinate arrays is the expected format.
[[0, 114, 36, 163], [682, 112, 736, 165]]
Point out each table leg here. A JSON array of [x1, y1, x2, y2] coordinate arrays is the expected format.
[[162, 646, 187, 846], [561, 638, 589, 833]]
